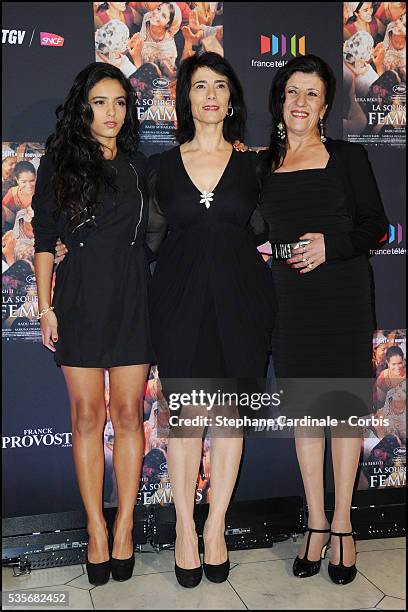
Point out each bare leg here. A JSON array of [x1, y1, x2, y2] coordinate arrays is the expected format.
[[109, 364, 150, 559], [295, 427, 330, 560], [203, 422, 243, 564], [62, 366, 108, 563], [330, 425, 362, 565], [167, 405, 205, 569]]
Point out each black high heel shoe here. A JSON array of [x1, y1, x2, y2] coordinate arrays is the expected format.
[[111, 553, 135, 582], [85, 557, 111, 586], [86, 532, 111, 586], [328, 531, 357, 585], [292, 527, 330, 578], [174, 539, 202, 588], [85, 528, 111, 585], [203, 555, 230, 583], [202, 536, 230, 583], [110, 524, 135, 582]]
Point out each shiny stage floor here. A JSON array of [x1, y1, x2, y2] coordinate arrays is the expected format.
[[2, 536, 405, 610]]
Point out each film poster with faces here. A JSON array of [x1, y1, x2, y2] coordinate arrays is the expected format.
[[103, 366, 212, 507], [2, 143, 47, 341], [343, 2, 406, 147], [358, 329, 406, 490], [93, 2, 224, 146]]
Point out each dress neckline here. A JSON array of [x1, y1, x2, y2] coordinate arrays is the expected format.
[[102, 148, 124, 162], [273, 154, 332, 174], [177, 145, 235, 195]]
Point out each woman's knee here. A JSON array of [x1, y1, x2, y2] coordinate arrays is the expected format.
[[71, 399, 106, 436], [110, 402, 143, 433]]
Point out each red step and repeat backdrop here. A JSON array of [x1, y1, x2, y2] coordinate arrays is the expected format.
[[2, 2, 406, 516]]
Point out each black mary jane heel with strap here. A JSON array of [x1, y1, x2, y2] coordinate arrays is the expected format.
[[292, 527, 331, 578], [328, 530, 357, 585]]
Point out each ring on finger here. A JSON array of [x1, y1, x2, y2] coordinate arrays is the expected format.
[[308, 263, 313, 269]]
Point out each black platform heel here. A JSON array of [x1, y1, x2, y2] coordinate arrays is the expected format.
[[203, 555, 230, 583], [110, 526, 135, 582], [85, 528, 111, 585], [292, 527, 330, 578], [174, 539, 202, 588], [328, 531, 357, 585], [111, 554, 135, 582], [85, 536, 111, 587], [202, 536, 230, 583], [85, 557, 111, 586], [174, 561, 203, 588]]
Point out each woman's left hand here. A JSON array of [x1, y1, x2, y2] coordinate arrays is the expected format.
[[233, 140, 248, 152], [287, 232, 326, 274]]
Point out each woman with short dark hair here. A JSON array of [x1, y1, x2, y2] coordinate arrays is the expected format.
[[259, 53, 388, 585], [146, 51, 276, 588]]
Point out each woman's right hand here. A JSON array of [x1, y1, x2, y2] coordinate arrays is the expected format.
[[55, 239, 68, 265], [40, 310, 59, 352]]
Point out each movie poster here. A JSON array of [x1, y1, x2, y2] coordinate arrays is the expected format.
[[2, 143, 45, 342], [358, 329, 406, 490], [103, 366, 211, 507], [343, 2, 406, 147], [93, 2, 224, 146]]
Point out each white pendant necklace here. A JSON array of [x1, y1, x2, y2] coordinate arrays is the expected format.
[[200, 191, 214, 209]]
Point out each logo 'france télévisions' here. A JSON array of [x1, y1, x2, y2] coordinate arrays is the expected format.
[[251, 34, 306, 68], [380, 224, 404, 245], [370, 223, 406, 256], [260, 34, 306, 57]]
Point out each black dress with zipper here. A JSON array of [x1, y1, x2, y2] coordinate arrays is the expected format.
[[32, 150, 155, 368]]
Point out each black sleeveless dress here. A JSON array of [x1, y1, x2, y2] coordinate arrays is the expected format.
[[260, 156, 375, 418]]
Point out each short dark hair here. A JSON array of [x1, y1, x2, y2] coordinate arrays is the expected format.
[[176, 52, 246, 144], [386, 346, 404, 361], [264, 54, 336, 173], [14, 160, 36, 179]]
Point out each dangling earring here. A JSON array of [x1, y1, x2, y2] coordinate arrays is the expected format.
[[319, 117, 326, 143], [227, 105, 234, 117], [277, 121, 286, 140]]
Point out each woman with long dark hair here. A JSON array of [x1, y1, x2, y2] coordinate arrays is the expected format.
[[145, 51, 276, 588], [259, 54, 388, 585], [32, 62, 155, 585]]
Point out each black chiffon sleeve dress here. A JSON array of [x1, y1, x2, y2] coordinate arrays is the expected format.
[[144, 146, 277, 382]]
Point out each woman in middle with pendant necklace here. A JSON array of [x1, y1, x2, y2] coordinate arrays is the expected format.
[[145, 51, 277, 588]]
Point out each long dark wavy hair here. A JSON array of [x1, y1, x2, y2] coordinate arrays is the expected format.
[[263, 54, 336, 174], [176, 52, 247, 144], [46, 62, 139, 224]]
